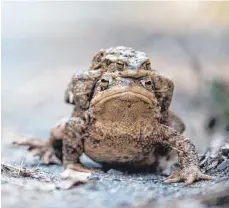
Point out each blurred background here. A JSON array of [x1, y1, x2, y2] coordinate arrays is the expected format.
[[2, 1, 229, 161]]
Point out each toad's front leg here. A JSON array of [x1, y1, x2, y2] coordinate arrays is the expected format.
[[152, 125, 212, 185], [62, 117, 92, 176]]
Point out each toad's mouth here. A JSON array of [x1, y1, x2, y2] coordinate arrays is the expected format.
[[90, 86, 156, 108]]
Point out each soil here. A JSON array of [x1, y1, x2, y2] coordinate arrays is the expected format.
[[2, 143, 229, 208]]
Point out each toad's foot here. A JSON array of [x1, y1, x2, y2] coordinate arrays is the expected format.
[[13, 139, 62, 165], [164, 166, 212, 185]]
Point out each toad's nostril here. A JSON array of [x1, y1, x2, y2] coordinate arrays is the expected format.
[[128, 104, 131, 108]]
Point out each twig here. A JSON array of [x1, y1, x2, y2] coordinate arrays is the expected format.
[[18, 152, 26, 176], [1, 163, 39, 178]]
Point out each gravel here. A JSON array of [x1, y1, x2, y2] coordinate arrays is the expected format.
[[2, 146, 229, 208]]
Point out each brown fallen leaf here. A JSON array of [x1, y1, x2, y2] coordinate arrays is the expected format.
[[56, 180, 87, 190], [57, 170, 95, 190]]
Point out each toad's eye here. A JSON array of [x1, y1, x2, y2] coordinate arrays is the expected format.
[[116, 61, 125, 71], [103, 58, 112, 66], [141, 59, 151, 70], [100, 79, 109, 91], [141, 79, 154, 90], [92, 51, 104, 63], [146, 60, 151, 67], [145, 80, 152, 85]]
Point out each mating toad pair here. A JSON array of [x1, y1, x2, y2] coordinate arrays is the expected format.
[[14, 46, 212, 185]]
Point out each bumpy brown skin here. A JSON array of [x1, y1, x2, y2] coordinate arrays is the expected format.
[[62, 46, 185, 173], [14, 47, 211, 185], [65, 46, 185, 132], [62, 47, 185, 172], [62, 73, 211, 185]]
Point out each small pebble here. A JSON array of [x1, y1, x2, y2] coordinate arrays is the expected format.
[[221, 147, 229, 157], [107, 169, 123, 175], [112, 178, 121, 182]]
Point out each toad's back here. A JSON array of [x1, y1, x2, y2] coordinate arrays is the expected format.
[[91, 46, 153, 73]]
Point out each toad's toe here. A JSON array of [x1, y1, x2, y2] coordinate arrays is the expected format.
[[13, 138, 62, 165], [164, 166, 212, 185]]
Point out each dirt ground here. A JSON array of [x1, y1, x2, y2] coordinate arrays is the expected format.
[[1, 152, 229, 208]]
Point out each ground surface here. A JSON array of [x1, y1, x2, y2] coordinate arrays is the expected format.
[[1, 154, 229, 208]]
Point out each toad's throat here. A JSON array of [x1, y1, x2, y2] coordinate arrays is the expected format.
[[91, 91, 157, 123], [91, 85, 156, 108]]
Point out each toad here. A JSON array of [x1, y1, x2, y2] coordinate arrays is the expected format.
[[14, 46, 211, 185]]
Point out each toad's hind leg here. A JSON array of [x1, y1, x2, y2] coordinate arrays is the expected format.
[[63, 117, 92, 173], [130, 145, 177, 176], [13, 118, 68, 165], [156, 111, 185, 175]]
